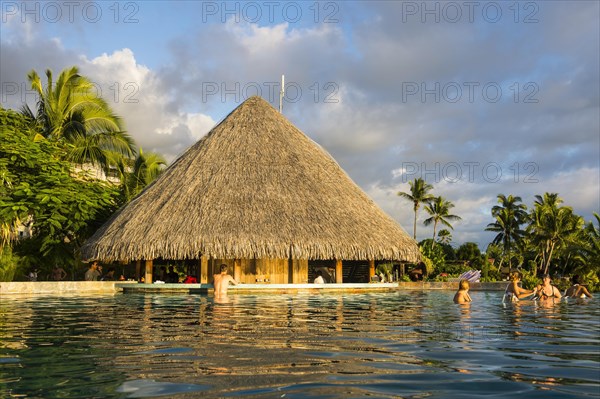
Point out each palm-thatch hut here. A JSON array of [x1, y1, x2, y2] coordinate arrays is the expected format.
[[82, 96, 420, 284]]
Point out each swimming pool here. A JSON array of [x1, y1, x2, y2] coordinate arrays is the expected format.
[[1, 291, 598, 398]]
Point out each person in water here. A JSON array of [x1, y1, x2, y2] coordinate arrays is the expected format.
[[503, 272, 536, 302], [564, 275, 594, 299], [534, 274, 562, 302], [213, 264, 237, 302], [453, 279, 472, 304], [313, 270, 325, 284]]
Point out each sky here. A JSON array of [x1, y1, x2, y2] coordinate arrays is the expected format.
[[1, 0, 599, 250]]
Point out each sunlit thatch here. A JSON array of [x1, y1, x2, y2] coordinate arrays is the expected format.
[[82, 96, 420, 262]]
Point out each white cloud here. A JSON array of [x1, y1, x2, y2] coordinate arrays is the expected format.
[[80, 49, 216, 160]]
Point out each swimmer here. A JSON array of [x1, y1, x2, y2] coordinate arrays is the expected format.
[[564, 275, 594, 299], [503, 272, 536, 303], [453, 279, 472, 304], [534, 274, 562, 302], [213, 264, 237, 302]]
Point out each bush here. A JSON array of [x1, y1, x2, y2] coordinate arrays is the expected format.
[[554, 277, 571, 292], [421, 256, 434, 277], [480, 276, 498, 283], [0, 246, 21, 282], [482, 263, 501, 281], [520, 269, 540, 290], [419, 242, 445, 275], [376, 262, 394, 282], [438, 262, 472, 276]]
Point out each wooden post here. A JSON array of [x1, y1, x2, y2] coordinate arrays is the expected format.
[[335, 259, 343, 284], [199, 255, 208, 284], [369, 260, 375, 282], [135, 260, 141, 281], [144, 259, 153, 284], [288, 257, 293, 284], [234, 259, 241, 282]]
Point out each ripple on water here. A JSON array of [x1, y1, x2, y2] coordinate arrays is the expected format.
[[116, 379, 210, 398], [0, 291, 598, 398]]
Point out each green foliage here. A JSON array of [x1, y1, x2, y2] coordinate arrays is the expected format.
[[519, 269, 540, 290], [485, 194, 528, 268], [554, 277, 571, 292], [527, 193, 584, 276], [0, 246, 21, 282], [398, 177, 434, 239], [376, 262, 394, 281], [423, 196, 461, 242], [483, 264, 501, 281], [439, 262, 472, 276], [571, 213, 600, 280], [1, 66, 168, 281], [456, 242, 481, 262], [0, 108, 121, 275], [419, 241, 445, 276], [437, 229, 452, 244], [564, 271, 600, 293], [438, 242, 456, 261], [581, 270, 600, 292], [24, 67, 135, 172], [481, 195, 599, 281], [420, 255, 434, 277], [393, 184, 598, 284], [485, 243, 503, 262], [121, 148, 167, 201]]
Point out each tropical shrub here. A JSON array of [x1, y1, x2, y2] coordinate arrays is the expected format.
[[0, 246, 20, 282], [376, 262, 394, 282], [519, 269, 540, 290], [419, 239, 446, 275]]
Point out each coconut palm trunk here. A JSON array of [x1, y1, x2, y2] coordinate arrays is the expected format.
[[398, 178, 434, 240]]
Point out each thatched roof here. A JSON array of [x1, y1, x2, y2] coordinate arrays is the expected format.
[[82, 96, 420, 262]]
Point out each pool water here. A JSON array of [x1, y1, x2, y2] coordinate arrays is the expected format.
[[1, 291, 598, 398]]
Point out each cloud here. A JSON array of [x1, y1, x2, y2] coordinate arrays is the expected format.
[[0, 18, 216, 162], [80, 48, 216, 160], [1, 1, 598, 250]]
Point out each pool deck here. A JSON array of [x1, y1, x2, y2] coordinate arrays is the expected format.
[[1, 281, 507, 296]]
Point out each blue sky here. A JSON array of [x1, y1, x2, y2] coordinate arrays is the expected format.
[[1, 1, 599, 249]]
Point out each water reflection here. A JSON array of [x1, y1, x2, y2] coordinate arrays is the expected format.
[[0, 292, 598, 398]]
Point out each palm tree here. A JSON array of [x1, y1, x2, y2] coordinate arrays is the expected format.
[[528, 193, 583, 275], [121, 148, 167, 201], [485, 194, 527, 268], [22, 67, 135, 172], [423, 196, 461, 248], [398, 178, 434, 239], [572, 213, 600, 277], [437, 229, 452, 245]]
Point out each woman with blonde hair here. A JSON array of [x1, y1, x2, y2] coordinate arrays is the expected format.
[[453, 279, 473, 304], [503, 272, 536, 303]]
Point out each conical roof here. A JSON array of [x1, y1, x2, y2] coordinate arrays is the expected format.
[[82, 96, 420, 262]]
